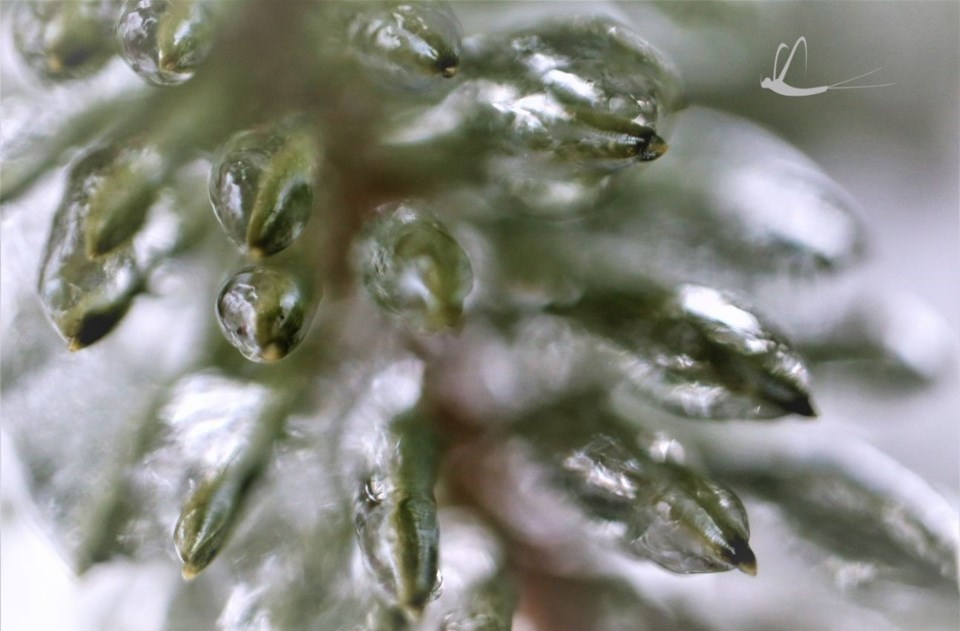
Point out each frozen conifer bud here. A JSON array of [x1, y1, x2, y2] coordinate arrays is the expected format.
[[554, 284, 815, 420], [355, 411, 441, 618], [12, 0, 119, 81], [345, 1, 462, 90], [216, 266, 317, 363], [38, 146, 151, 349], [209, 123, 320, 258], [117, 0, 218, 86], [518, 400, 756, 575], [356, 201, 473, 332]]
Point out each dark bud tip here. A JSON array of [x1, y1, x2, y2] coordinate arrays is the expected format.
[[638, 132, 668, 161], [781, 394, 818, 418], [730, 537, 758, 576]]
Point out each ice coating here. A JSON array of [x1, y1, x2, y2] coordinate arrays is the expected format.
[[552, 284, 814, 420], [345, 1, 463, 90], [209, 124, 319, 258], [117, 0, 217, 86], [356, 201, 473, 332], [216, 266, 316, 363], [513, 400, 756, 575]]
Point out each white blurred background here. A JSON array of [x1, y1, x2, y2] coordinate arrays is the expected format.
[[2, 2, 958, 630]]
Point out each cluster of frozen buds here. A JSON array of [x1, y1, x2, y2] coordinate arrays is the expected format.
[[2, 1, 957, 630]]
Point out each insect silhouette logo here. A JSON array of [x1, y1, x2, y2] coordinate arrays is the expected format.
[[761, 36, 893, 97]]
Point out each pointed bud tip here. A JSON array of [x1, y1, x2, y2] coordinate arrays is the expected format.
[[67, 338, 84, 352], [399, 600, 427, 622], [181, 565, 200, 581], [260, 343, 285, 363], [781, 394, 817, 418], [640, 134, 668, 161], [730, 537, 758, 576]]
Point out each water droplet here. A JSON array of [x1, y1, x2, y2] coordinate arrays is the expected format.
[[466, 16, 681, 169], [519, 400, 755, 574], [164, 373, 288, 578], [356, 201, 473, 332], [209, 124, 320, 258], [216, 267, 317, 363], [346, 1, 462, 91], [83, 145, 165, 257], [38, 146, 149, 349], [353, 412, 441, 616], [12, 0, 118, 81], [117, 0, 217, 86], [175, 469, 245, 579], [555, 285, 814, 420]]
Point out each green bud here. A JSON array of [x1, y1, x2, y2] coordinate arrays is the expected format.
[[355, 411, 441, 618], [209, 123, 320, 258], [82, 145, 165, 257], [388, 16, 680, 172], [356, 201, 473, 332], [174, 465, 253, 579], [518, 400, 756, 575], [345, 1, 462, 90], [11, 0, 118, 82], [38, 146, 149, 350], [117, 0, 218, 86], [553, 284, 815, 420], [216, 266, 317, 363]]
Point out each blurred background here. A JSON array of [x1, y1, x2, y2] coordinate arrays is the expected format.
[[2, 2, 958, 630]]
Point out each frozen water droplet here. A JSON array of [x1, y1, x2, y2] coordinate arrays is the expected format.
[[117, 0, 217, 86], [175, 470, 244, 579], [38, 146, 150, 349], [131, 372, 289, 577], [356, 201, 473, 332], [517, 400, 755, 574], [209, 124, 319, 257], [12, 0, 118, 82], [346, 1, 462, 91], [467, 16, 680, 168], [556, 285, 814, 420], [216, 267, 317, 363], [353, 412, 441, 616], [82, 145, 166, 257]]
